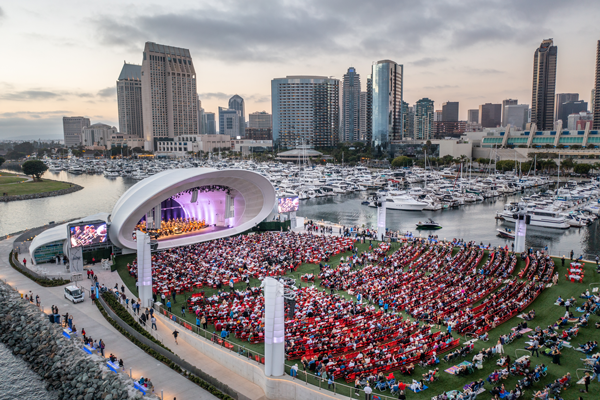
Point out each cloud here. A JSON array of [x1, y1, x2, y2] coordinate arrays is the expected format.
[[463, 67, 505, 75], [424, 85, 458, 90], [0, 116, 64, 140], [199, 92, 231, 101], [0, 110, 71, 118], [246, 94, 270, 103], [97, 87, 116, 98], [0, 6, 4, 20], [0, 90, 61, 101], [410, 57, 447, 67]]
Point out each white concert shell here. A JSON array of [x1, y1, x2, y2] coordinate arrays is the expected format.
[[109, 168, 276, 251]]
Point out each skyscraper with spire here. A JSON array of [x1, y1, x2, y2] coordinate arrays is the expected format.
[[531, 39, 557, 131]]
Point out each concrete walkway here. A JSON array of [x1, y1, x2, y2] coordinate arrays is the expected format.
[[93, 263, 267, 400], [0, 237, 218, 400]]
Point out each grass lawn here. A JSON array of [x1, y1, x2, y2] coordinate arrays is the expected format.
[[115, 241, 600, 400], [0, 176, 27, 184], [0, 171, 19, 177], [0, 179, 72, 196]]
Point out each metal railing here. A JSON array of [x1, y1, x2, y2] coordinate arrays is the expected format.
[[155, 304, 267, 366], [156, 304, 424, 400]]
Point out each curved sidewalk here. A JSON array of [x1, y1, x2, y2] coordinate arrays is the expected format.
[[0, 237, 218, 400]]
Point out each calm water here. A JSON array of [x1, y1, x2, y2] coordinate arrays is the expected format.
[[1, 170, 599, 258], [0, 342, 56, 400]]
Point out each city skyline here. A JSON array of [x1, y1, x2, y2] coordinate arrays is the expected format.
[[1, 1, 600, 139]]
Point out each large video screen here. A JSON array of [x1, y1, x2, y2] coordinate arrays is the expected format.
[[278, 197, 299, 213], [69, 222, 108, 248]]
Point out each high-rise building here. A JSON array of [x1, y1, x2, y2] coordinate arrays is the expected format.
[[363, 78, 373, 143], [555, 93, 579, 127], [594, 40, 600, 130], [62, 116, 90, 147], [82, 123, 117, 148], [116, 63, 143, 138], [228, 95, 245, 137], [503, 104, 530, 130], [441, 102, 459, 122], [341, 67, 361, 143], [198, 99, 204, 135], [248, 111, 272, 129], [271, 76, 339, 149], [141, 42, 198, 151], [434, 110, 443, 122], [557, 101, 588, 128], [371, 60, 403, 149], [531, 39, 558, 131], [401, 101, 415, 139], [204, 112, 216, 135], [467, 109, 479, 124], [359, 92, 368, 142], [415, 98, 434, 140], [479, 103, 502, 127], [501, 99, 518, 127], [219, 107, 242, 137], [433, 121, 467, 138]]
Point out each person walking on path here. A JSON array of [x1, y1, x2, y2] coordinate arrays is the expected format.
[[99, 339, 105, 357], [531, 339, 540, 357], [167, 300, 171, 312], [570, 250, 574, 260], [172, 330, 179, 345], [201, 316, 207, 330], [364, 383, 372, 400], [562, 256, 565, 267], [181, 305, 186, 317], [151, 316, 157, 330]]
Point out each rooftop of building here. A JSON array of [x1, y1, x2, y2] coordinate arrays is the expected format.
[[118, 63, 142, 81], [145, 42, 191, 57], [277, 149, 323, 157]]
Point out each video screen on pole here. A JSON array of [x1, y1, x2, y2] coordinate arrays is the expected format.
[[277, 197, 299, 213], [69, 223, 108, 248]]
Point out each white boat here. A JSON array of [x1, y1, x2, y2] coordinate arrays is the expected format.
[[384, 193, 428, 211], [501, 208, 570, 229]]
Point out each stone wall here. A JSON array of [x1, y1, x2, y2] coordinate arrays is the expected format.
[[1, 183, 83, 202], [0, 281, 157, 400]]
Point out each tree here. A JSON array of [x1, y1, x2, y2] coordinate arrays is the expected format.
[[496, 160, 515, 171], [0, 157, 4, 168], [573, 163, 591, 175], [391, 156, 412, 168], [560, 158, 575, 171], [21, 160, 48, 181]]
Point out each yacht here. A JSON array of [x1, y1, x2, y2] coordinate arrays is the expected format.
[[383, 193, 428, 211], [416, 219, 442, 229], [500, 207, 570, 229]]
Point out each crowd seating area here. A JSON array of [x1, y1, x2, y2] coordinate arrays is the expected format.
[[141, 234, 555, 381], [127, 232, 355, 296]]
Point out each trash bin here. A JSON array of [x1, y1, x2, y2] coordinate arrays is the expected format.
[[54, 314, 61, 324], [49, 314, 55, 323]]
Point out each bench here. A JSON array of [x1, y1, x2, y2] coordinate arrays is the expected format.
[[82, 344, 98, 355], [107, 360, 120, 373], [62, 328, 73, 339], [134, 382, 147, 395]]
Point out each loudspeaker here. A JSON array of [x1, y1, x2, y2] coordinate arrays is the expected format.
[[191, 190, 198, 203]]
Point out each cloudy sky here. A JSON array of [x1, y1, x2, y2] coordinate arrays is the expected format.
[[1, 0, 599, 140]]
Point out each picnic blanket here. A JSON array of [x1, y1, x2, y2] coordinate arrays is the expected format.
[[511, 327, 532, 333], [408, 385, 428, 393], [445, 361, 472, 375]]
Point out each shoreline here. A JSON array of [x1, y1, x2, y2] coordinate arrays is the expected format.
[[0, 180, 83, 202]]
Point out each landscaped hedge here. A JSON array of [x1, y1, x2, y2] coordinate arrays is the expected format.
[[9, 251, 71, 287], [100, 291, 171, 353], [94, 299, 234, 400]]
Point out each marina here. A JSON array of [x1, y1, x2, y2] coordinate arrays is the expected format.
[[2, 159, 600, 258]]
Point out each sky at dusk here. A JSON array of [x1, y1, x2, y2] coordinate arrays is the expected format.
[[1, 0, 599, 140]]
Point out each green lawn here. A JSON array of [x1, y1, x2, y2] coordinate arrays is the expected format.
[[0, 179, 72, 196], [0, 176, 27, 184], [115, 243, 600, 399]]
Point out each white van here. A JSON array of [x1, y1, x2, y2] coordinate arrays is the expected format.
[[64, 286, 85, 303]]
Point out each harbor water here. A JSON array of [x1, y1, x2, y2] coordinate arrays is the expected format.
[[1, 170, 599, 258]]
